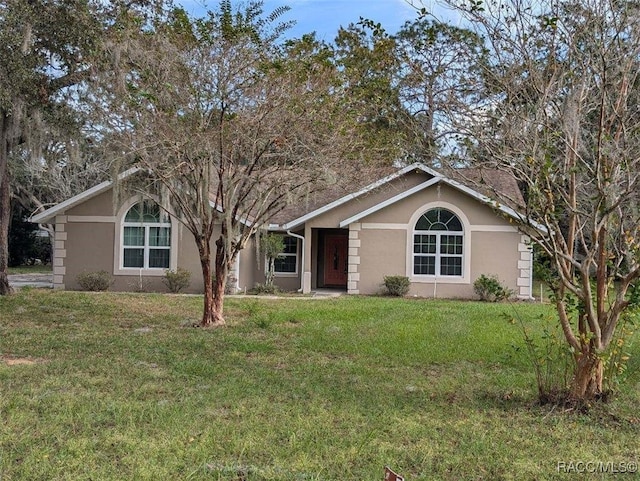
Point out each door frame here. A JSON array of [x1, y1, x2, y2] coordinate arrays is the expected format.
[[317, 229, 349, 289]]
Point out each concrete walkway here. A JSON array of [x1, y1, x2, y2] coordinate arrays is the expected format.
[[228, 289, 343, 300], [8, 273, 53, 289]]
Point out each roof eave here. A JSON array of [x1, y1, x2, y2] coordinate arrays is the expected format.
[[30, 167, 141, 224], [280, 163, 435, 229], [335, 169, 547, 234]]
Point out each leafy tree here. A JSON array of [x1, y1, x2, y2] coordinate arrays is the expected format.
[[393, 19, 487, 163], [446, 0, 640, 402], [260, 233, 285, 288], [333, 22, 406, 163], [0, 0, 123, 293], [103, 1, 373, 326]]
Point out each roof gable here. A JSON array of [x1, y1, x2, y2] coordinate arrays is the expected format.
[[272, 163, 438, 230], [271, 163, 530, 230], [338, 173, 525, 228], [30, 168, 140, 223]]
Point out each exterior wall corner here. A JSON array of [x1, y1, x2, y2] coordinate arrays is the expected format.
[[53, 218, 68, 289], [347, 225, 360, 294], [517, 235, 534, 299]]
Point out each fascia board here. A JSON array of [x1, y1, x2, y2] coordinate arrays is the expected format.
[[30, 167, 140, 224], [281, 163, 428, 230], [339, 177, 442, 227]]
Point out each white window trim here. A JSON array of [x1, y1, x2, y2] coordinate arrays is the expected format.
[[406, 202, 471, 284], [414, 230, 464, 277], [273, 236, 299, 278], [113, 197, 179, 277]]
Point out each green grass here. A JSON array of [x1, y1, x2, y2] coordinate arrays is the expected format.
[[7, 264, 53, 275], [1, 290, 639, 480]]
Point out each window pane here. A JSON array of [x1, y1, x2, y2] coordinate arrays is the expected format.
[[440, 235, 463, 254], [439, 209, 454, 224], [149, 249, 170, 268], [446, 216, 463, 231], [414, 234, 436, 254], [426, 209, 440, 224], [416, 215, 430, 231], [274, 255, 296, 273], [282, 237, 298, 254], [125, 201, 166, 223], [124, 227, 144, 246], [414, 256, 435, 275], [440, 256, 462, 276], [124, 248, 144, 268], [149, 227, 171, 247], [124, 203, 142, 222]]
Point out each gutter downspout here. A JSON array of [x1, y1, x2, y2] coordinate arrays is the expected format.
[[287, 230, 305, 293]]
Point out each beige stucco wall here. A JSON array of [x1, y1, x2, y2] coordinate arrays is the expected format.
[[357, 229, 407, 294], [51, 169, 528, 299], [307, 181, 527, 298], [55, 188, 247, 294], [288, 173, 527, 298], [354, 228, 522, 298]]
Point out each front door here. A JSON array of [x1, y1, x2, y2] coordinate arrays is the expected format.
[[324, 234, 348, 287]]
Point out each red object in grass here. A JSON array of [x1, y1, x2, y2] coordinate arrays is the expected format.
[[384, 466, 405, 481]]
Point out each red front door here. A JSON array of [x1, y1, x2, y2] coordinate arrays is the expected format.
[[324, 234, 348, 287]]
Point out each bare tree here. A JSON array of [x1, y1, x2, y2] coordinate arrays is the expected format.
[[102, 2, 371, 327], [444, 0, 640, 401]]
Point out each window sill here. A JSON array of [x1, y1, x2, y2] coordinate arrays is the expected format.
[[114, 268, 168, 277], [410, 275, 469, 284], [274, 272, 298, 278]]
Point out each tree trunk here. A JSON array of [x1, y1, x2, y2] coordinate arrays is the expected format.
[[196, 236, 223, 328], [209, 236, 227, 327], [198, 236, 226, 328], [0, 112, 13, 295], [265, 258, 275, 287], [570, 350, 604, 402]]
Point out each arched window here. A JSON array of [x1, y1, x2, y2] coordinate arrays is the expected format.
[[413, 208, 463, 276], [122, 200, 171, 269]]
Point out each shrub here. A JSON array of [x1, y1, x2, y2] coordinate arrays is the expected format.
[[506, 310, 573, 404], [260, 233, 285, 288], [76, 270, 113, 291], [249, 283, 280, 295], [473, 274, 512, 302], [164, 268, 191, 293], [383, 275, 410, 297]]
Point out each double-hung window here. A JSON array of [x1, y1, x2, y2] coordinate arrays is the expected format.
[[274, 236, 298, 274], [122, 201, 171, 269], [413, 208, 463, 276]]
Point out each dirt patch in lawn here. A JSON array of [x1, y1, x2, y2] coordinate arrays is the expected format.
[[1, 356, 47, 366]]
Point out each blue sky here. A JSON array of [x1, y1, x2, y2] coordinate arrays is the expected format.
[[175, 0, 442, 41]]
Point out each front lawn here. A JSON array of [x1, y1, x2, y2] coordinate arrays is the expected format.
[[0, 290, 638, 480]]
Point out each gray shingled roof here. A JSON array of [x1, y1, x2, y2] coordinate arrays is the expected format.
[[269, 164, 524, 227]]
